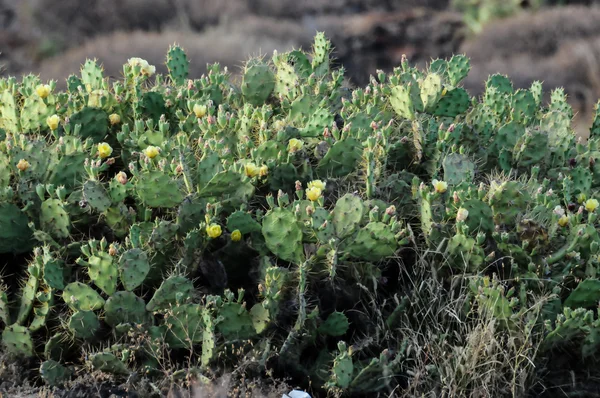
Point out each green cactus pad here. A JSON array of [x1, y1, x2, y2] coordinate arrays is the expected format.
[[136, 171, 184, 208], [146, 275, 194, 312], [564, 279, 600, 309], [317, 138, 362, 178], [118, 248, 150, 291], [242, 60, 275, 106], [319, 311, 349, 337], [216, 302, 256, 340], [104, 291, 150, 327], [447, 54, 470, 86], [250, 303, 270, 334], [86, 252, 118, 296], [226, 211, 261, 235], [82, 180, 111, 212], [16, 274, 38, 325], [333, 194, 365, 239], [443, 153, 475, 185], [69, 107, 109, 143], [433, 88, 470, 117], [68, 311, 100, 340], [89, 352, 129, 375], [348, 222, 397, 262], [166, 45, 189, 86], [262, 208, 304, 264], [2, 324, 33, 357], [62, 282, 105, 311], [40, 360, 70, 386], [81, 59, 104, 91], [40, 198, 71, 239], [164, 303, 203, 348]]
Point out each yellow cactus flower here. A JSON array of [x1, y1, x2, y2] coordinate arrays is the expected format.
[[206, 223, 222, 239], [109, 113, 121, 125], [144, 146, 160, 159], [307, 180, 326, 191], [141, 63, 156, 77], [98, 142, 113, 159], [244, 162, 259, 178], [128, 57, 155, 76], [432, 179, 448, 194], [16, 159, 30, 172], [47, 114, 60, 131], [231, 230, 242, 242], [193, 104, 207, 118], [287, 138, 304, 153], [456, 208, 469, 222], [306, 186, 322, 202], [259, 164, 268, 177], [115, 171, 128, 185], [585, 199, 599, 212], [558, 215, 569, 227], [36, 84, 51, 99]]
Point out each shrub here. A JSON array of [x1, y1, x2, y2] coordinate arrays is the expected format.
[[1, 33, 600, 396]]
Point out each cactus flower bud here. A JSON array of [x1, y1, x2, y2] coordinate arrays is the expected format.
[[385, 205, 396, 216], [585, 199, 599, 212], [432, 179, 448, 194], [206, 223, 222, 239], [116, 171, 128, 185], [553, 206, 565, 216], [108, 244, 118, 256], [295, 181, 303, 191], [109, 113, 121, 125], [46, 114, 60, 130], [558, 215, 569, 227], [36, 84, 51, 99], [143, 146, 160, 159], [231, 230, 242, 242], [456, 208, 469, 222], [97, 142, 113, 159], [16, 159, 30, 172]]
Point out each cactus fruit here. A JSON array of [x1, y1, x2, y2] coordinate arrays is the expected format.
[[262, 208, 304, 264], [2, 324, 34, 357], [104, 291, 150, 327], [68, 311, 100, 340], [62, 282, 105, 311], [166, 45, 189, 86], [118, 248, 150, 291]]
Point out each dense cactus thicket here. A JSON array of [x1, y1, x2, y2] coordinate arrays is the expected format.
[[2, 33, 600, 396]]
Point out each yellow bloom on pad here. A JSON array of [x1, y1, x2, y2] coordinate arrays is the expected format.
[[98, 143, 113, 159], [144, 146, 160, 159], [432, 179, 448, 194], [245, 162, 259, 178], [16, 159, 30, 172], [36, 84, 51, 99], [306, 187, 322, 202], [231, 230, 242, 242], [307, 180, 326, 191], [47, 114, 60, 130], [206, 224, 222, 239], [585, 199, 599, 212]]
